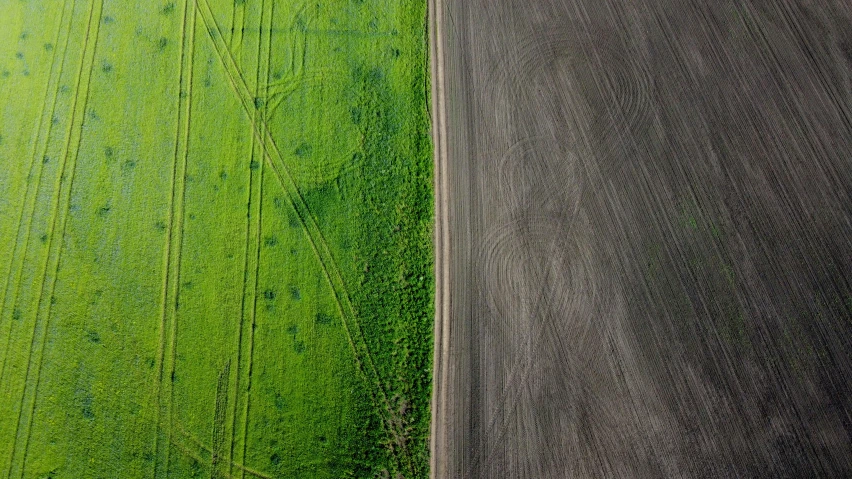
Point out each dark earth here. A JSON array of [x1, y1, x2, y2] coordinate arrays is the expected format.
[[431, 0, 852, 477]]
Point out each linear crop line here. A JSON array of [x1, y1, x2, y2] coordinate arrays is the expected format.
[[191, 0, 417, 474], [211, 362, 231, 479], [0, 0, 75, 390], [228, 0, 272, 476], [230, 0, 245, 53], [4, 1, 103, 477], [152, 1, 196, 478]]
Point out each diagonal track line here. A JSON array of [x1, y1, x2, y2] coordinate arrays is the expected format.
[[192, 0, 415, 473]]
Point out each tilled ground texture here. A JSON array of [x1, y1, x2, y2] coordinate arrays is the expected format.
[[431, 0, 852, 477]]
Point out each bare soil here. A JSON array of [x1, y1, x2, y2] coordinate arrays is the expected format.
[[431, 0, 852, 477]]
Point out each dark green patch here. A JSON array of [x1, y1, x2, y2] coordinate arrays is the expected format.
[[104, 146, 114, 158], [286, 324, 298, 336], [39, 233, 48, 243], [249, 159, 260, 170], [12, 308, 21, 321], [349, 106, 362, 124], [294, 142, 312, 158], [315, 312, 333, 325], [293, 340, 306, 353], [289, 285, 301, 300], [42, 155, 50, 164], [254, 97, 265, 109], [263, 235, 278, 247], [287, 211, 300, 228], [101, 61, 112, 73], [154, 221, 167, 232], [161, 2, 175, 14], [270, 453, 282, 465], [122, 159, 137, 171], [86, 330, 101, 344], [44, 43, 54, 51], [157, 37, 169, 51], [97, 204, 111, 217], [263, 289, 276, 301], [79, 394, 94, 419], [103, 15, 114, 24], [15, 52, 23, 59]]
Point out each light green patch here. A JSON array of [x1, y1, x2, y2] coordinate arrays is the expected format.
[[0, 0, 431, 478]]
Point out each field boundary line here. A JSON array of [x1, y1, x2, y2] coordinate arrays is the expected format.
[[0, 0, 75, 390], [151, 1, 196, 477], [193, 0, 416, 474], [5, 0, 103, 477], [428, 0, 451, 476]]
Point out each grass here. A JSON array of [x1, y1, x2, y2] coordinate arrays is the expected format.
[[0, 0, 432, 478]]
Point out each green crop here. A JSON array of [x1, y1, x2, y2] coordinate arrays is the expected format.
[[0, 0, 432, 477]]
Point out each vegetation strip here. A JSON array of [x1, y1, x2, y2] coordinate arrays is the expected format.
[[5, 1, 103, 477], [152, 1, 196, 476], [0, 0, 75, 392]]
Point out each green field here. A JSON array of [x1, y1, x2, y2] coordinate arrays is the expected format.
[[0, 0, 432, 477]]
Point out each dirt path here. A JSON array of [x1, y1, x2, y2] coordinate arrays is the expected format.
[[428, 0, 451, 475]]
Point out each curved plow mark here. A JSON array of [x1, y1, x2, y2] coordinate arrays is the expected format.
[[486, 24, 654, 183], [470, 214, 600, 477], [496, 136, 583, 215], [263, 69, 347, 118], [192, 0, 415, 474]]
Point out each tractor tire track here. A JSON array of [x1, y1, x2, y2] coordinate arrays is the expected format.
[[4, 1, 103, 477], [192, 1, 415, 474], [211, 362, 231, 479], [0, 0, 75, 389], [228, 0, 272, 476], [152, 1, 196, 477], [137, 410, 274, 479]]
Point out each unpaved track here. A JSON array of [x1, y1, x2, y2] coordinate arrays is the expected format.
[[430, 0, 852, 477]]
